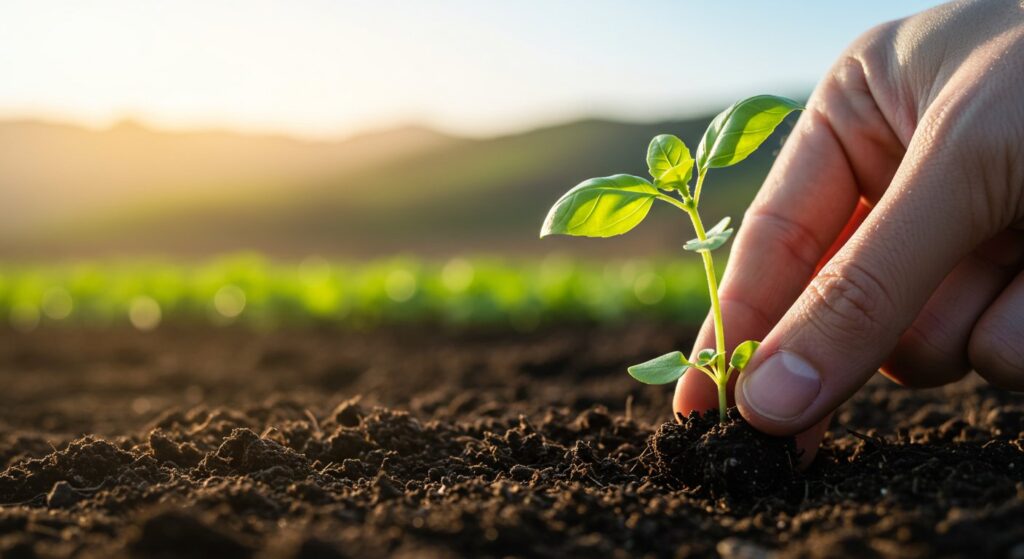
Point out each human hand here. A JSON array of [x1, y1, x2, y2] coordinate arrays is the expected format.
[[674, 0, 1024, 466]]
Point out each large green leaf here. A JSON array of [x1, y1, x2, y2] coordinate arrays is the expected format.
[[683, 216, 733, 252], [628, 351, 688, 384], [696, 95, 803, 171], [540, 174, 659, 238], [646, 134, 693, 191]]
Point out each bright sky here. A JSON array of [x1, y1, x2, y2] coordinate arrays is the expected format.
[[1, 0, 942, 139]]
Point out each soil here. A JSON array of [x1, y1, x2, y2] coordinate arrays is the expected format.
[[1, 323, 1022, 559]]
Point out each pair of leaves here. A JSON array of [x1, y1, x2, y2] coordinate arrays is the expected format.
[[540, 94, 801, 239], [627, 340, 760, 385], [646, 134, 693, 192], [683, 216, 733, 252]]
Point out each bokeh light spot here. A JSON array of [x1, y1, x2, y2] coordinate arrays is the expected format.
[[634, 272, 666, 305], [442, 258, 474, 293], [129, 296, 162, 331], [131, 397, 152, 415], [385, 269, 417, 302], [42, 287, 74, 320], [214, 284, 247, 318]]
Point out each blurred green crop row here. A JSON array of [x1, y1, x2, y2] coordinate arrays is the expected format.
[[0, 254, 716, 331]]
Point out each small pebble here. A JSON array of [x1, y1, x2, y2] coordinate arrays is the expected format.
[[46, 481, 78, 508], [716, 537, 773, 559], [373, 475, 402, 501], [510, 464, 536, 482]]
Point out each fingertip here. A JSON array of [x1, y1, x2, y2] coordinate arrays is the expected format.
[[735, 350, 823, 436], [673, 368, 719, 420], [734, 367, 831, 469], [793, 414, 832, 470]]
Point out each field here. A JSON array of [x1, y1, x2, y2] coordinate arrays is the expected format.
[[2, 257, 1024, 558], [0, 255, 713, 331], [2, 323, 1023, 558]]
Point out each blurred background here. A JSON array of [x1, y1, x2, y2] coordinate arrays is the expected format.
[[0, 0, 940, 331]]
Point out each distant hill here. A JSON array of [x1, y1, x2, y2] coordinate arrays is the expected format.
[[0, 114, 795, 258]]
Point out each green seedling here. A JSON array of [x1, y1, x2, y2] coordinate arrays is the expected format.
[[540, 95, 803, 421]]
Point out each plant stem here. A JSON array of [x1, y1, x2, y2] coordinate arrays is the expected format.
[[657, 176, 729, 422], [685, 206, 729, 421], [717, 377, 728, 422], [692, 168, 706, 207]]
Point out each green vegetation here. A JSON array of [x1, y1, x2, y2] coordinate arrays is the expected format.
[[541, 95, 803, 420], [0, 254, 715, 331]]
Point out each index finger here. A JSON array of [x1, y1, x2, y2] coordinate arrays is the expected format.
[[674, 58, 905, 417]]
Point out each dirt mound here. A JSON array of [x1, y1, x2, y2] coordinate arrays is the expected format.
[[648, 408, 798, 500]]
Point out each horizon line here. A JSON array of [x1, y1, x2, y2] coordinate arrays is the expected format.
[[0, 92, 812, 144]]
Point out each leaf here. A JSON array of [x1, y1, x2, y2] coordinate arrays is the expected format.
[[683, 217, 733, 252], [695, 348, 720, 367], [627, 351, 687, 385], [730, 340, 761, 371], [540, 174, 659, 238], [705, 216, 731, 236], [646, 134, 693, 191], [696, 95, 803, 171]]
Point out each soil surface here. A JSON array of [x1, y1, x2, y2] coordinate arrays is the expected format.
[[1, 323, 1022, 558]]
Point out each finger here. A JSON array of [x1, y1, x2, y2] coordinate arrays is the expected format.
[[970, 269, 1024, 390], [884, 231, 1024, 387], [674, 57, 904, 419], [716, 59, 904, 336], [736, 131, 983, 436], [795, 414, 832, 469]]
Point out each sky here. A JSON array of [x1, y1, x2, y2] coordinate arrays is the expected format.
[[1, 0, 943, 139]]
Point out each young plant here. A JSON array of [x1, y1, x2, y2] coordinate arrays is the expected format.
[[540, 95, 803, 421]]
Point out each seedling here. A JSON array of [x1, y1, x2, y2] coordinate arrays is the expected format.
[[540, 95, 803, 421]]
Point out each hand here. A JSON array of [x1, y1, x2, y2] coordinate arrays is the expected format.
[[674, 0, 1024, 466]]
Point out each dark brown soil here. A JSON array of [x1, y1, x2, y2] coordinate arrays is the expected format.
[[1, 323, 1022, 558]]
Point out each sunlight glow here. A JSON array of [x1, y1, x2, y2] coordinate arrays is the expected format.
[[0, 0, 941, 138]]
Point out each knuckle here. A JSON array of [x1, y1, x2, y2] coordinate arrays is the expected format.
[[802, 261, 893, 344], [741, 209, 824, 274], [969, 319, 1024, 390], [847, 19, 899, 60]]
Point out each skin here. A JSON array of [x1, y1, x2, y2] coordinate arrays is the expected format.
[[674, 0, 1024, 467]]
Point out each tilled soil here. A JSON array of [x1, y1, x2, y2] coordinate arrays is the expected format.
[[0, 323, 1022, 558]]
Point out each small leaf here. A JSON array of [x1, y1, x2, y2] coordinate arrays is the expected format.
[[628, 351, 687, 385], [695, 348, 719, 367], [646, 134, 694, 191], [540, 174, 659, 238], [696, 95, 803, 171], [730, 340, 761, 371], [683, 217, 734, 252], [706, 216, 731, 236]]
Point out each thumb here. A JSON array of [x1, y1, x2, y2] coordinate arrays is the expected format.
[[735, 134, 986, 436]]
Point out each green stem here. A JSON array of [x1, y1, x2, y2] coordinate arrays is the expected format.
[[692, 168, 707, 207], [686, 206, 728, 421], [658, 172, 728, 422], [717, 378, 728, 422]]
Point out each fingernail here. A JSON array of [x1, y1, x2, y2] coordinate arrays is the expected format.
[[740, 351, 821, 421]]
